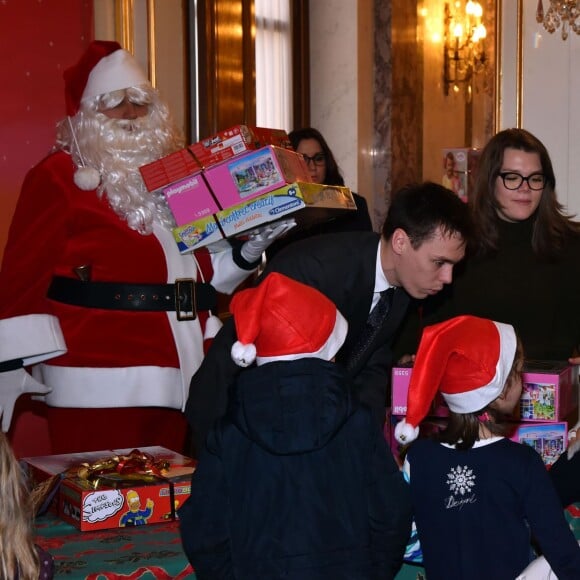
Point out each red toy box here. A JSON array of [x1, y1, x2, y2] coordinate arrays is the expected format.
[[139, 148, 201, 193], [189, 124, 293, 168]]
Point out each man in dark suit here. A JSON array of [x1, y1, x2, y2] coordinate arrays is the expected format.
[[185, 182, 472, 455]]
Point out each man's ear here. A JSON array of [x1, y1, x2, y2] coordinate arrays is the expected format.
[[391, 228, 409, 256]]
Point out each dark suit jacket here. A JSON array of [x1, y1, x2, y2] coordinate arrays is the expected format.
[[185, 231, 411, 454]]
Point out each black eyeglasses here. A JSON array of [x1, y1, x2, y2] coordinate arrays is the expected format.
[[498, 172, 546, 191], [301, 152, 326, 166]]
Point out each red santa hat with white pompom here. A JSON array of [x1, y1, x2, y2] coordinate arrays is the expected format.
[[63, 40, 150, 191], [394, 315, 517, 445], [229, 272, 348, 368]]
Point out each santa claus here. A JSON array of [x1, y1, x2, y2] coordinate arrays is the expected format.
[[0, 40, 291, 454]]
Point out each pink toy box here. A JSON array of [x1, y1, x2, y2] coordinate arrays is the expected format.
[[172, 182, 356, 254], [441, 147, 481, 203], [509, 422, 568, 467], [519, 360, 578, 422], [391, 360, 578, 423], [202, 145, 312, 209], [162, 174, 219, 227]]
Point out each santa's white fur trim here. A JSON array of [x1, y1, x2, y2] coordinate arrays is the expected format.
[[231, 341, 256, 368], [74, 166, 101, 190], [394, 420, 420, 445]]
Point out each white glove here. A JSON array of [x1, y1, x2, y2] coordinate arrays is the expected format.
[[0, 368, 51, 432], [240, 218, 297, 263], [567, 425, 580, 460]]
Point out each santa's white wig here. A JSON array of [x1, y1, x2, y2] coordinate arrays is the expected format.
[[56, 85, 183, 234]]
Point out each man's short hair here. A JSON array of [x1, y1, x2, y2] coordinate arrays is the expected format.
[[381, 181, 472, 248]]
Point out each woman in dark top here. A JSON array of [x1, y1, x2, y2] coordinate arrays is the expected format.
[[393, 128, 580, 508], [266, 127, 373, 258]]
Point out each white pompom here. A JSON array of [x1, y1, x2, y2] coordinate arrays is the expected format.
[[74, 166, 101, 191], [203, 313, 223, 340], [231, 341, 257, 367], [394, 420, 420, 445]]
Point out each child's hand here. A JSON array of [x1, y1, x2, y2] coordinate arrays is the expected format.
[[397, 354, 415, 365], [567, 426, 580, 460]]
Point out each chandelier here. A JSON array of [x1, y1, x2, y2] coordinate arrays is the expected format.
[[443, 1, 487, 96], [536, 1, 580, 40]]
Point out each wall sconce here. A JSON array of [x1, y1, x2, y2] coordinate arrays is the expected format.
[[443, 1, 487, 96], [536, 1, 580, 40]]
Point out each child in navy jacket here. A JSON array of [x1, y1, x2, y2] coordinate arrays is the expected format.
[[395, 315, 580, 580], [179, 272, 412, 579]]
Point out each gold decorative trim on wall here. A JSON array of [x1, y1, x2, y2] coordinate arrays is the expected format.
[[495, 0, 502, 133], [116, 0, 134, 53], [516, 0, 523, 128], [147, 0, 156, 87]]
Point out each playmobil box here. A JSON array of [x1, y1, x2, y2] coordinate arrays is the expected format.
[[519, 360, 578, 422], [189, 124, 293, 168], [203, 145, 312, 209], [441, 147, 481, 203], [509, 421, 568, 467], [173, 182, 356, 254], [139, 148, 202, 193], [23, 446, 195, 530], [391, 361, 578, 422], [162, 173, 219, 227]]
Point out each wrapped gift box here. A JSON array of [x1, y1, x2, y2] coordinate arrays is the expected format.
[[173, 181, 356, 254], [203, 145, 312, 209], [22, 446, 195, 531], [189, 124, 293, 168]]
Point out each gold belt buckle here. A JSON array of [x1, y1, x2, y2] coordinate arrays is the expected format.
[[175, 278, 196, 321]]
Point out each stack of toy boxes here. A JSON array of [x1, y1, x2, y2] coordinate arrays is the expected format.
[[139, 125, 356, 253], [388, 361, 578, 467], [22, 446, 195, 532]]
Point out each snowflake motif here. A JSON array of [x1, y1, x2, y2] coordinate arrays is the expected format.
[[446, 465, 476, 496]]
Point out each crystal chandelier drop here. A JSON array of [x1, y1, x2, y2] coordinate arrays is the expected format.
[[536, 0, 580, 40]]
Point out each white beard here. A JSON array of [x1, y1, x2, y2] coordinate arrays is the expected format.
[[60, 97, 183, 235], [84, 114, 177, 234]]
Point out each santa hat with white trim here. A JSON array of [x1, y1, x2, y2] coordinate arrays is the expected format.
[[62, 40, 151, 191], [63, 40, 150, 117], [230, 272, 348, 368], [394, 315, 517, 444]]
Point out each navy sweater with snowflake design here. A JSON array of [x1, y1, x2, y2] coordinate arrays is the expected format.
[[406, 437, 580, 580]]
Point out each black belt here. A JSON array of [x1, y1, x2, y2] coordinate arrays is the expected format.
[[47, 276, 217, 321]]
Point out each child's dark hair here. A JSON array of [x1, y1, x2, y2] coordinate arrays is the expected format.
[[437, 336, 524, 450]]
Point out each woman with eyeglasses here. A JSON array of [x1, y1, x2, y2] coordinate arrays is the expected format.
[[396, 127, 580, 363], [265, 127, 372, 258], [393, 127, 580, 507]]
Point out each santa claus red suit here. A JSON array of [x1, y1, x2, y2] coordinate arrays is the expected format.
[[0, 41, 277, 454]]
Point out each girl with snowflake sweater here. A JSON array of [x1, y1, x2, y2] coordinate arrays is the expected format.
[[395, 315, 580, 580]]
